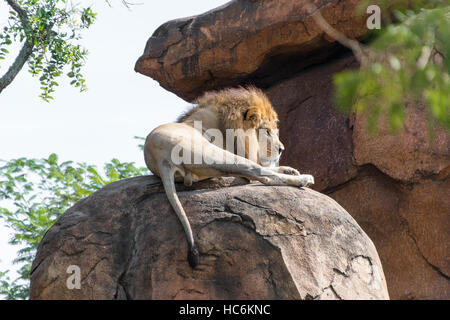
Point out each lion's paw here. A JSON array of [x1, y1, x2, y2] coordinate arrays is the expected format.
[[280, 166, 300, 176], [298, 174, 314, 187]]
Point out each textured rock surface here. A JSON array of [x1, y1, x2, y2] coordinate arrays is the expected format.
[[30, 176, 389, 300], [134, 0, 450, 299], [267, 54, 359, 191], [135, 0, 368, 101], [353, 103, 450, 183], [329, 167, 450, 299], [337, 103, 450, 299]]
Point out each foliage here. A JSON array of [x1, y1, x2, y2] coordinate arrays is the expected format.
[[334, 1, 450, 133], [0, 0, 97, 101], [134, 136, 145, 151], [0, 154, 147, 299], [0, 269, 28, 300]]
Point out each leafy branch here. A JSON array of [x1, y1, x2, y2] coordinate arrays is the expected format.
[[308, 0, 450, 132], [0, 0, 97, 101]]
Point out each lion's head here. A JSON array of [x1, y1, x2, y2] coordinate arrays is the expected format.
[[180, 86, 284, 167]]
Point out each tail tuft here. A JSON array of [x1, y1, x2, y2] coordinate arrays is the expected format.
[[187, 244, 199, 268]]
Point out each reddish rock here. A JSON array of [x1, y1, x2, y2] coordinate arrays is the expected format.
[[329, 167, 450, 299], [353, 102, 450, 182], [135, 0, 368, 101], [398, 174, 450, 279], [267, 54, 359, 191], [344, 102, 450, 299]]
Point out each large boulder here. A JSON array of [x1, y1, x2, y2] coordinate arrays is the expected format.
[[30, 176, 389, 300], [135, 0, 368, 101], [134, 0, 450, 299]]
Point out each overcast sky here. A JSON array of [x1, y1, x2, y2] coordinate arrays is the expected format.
[[0, 0, 228, 285]]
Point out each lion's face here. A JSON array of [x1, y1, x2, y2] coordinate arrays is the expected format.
[[257, 126, 284, 167], [243, 94, 284, 167]]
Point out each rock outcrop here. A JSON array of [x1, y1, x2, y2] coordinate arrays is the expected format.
[[30, 176, 389, 300], [135, 0, 450, 299], [135, 0, 367, 101]]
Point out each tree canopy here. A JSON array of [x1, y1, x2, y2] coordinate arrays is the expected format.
[[0, 0, 96, 101], [332, 0, 450, 132], [0, 154, 146, 299]]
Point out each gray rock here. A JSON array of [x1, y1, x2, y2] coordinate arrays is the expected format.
[[30, 176, 389, 299]]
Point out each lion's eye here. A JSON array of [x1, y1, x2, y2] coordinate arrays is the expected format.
[[259, 127, 270, 136]]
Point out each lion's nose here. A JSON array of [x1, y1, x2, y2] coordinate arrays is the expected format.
[[279, 145, 285, 154]]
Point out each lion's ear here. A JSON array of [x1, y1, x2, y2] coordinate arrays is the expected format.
[[243, 107, 261, 128]]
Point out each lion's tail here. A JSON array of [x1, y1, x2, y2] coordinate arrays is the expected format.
[[159, 161, 199, 268]]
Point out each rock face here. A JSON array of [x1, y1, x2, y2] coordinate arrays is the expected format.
[[330, 168, 450, 300], [30, 176, 389, 300], [352, 102, 450, 183], [135, 0, 367, 101], [134, 0, 450, 299], [266, 55, 359, 191]]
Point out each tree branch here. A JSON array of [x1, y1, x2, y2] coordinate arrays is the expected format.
[[306, 3, 368, 67], [105, 0, 143, 9], [0, 41, 34, 94], [0, 0, 34, 94], [5, 0, 28, 24]]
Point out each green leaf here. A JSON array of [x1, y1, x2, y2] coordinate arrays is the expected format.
[[47, 154, 58, 165]]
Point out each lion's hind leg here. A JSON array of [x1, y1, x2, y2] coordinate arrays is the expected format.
[[183, 171, 193, 186]]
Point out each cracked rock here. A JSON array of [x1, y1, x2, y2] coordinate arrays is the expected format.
[[30, 176, 389, 300]]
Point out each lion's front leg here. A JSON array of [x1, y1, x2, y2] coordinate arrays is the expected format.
[[261, 172, 314, 187], [294, 174, 314, 187], [235, 163, 314, 187]]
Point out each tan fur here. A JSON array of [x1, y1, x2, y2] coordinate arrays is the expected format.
[[178, 86, 279, 163], [144, 86, 314, 268], [182, 86, 278, 130]]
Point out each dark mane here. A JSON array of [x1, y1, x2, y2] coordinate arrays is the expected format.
[[176, 105, 197, 123]]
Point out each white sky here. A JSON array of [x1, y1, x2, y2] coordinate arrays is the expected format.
[[0, 0, 228, 287]]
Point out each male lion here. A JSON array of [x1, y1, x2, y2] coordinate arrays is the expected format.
[[144, 86, 314, 268]]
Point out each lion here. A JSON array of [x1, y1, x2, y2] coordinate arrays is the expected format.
[[144, 86, 314, 268]]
